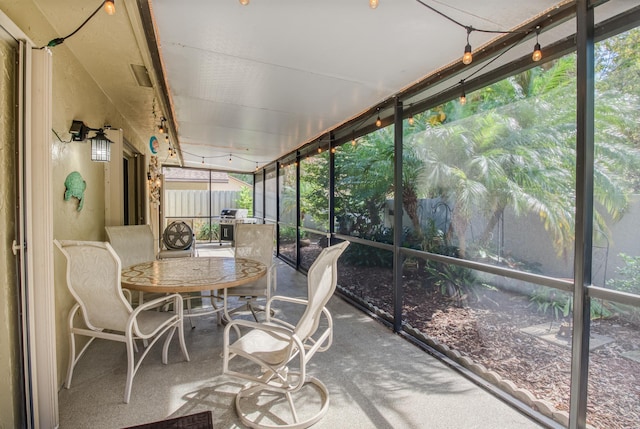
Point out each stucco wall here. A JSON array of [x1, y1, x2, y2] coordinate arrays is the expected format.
[[0, 29, 21, 429]]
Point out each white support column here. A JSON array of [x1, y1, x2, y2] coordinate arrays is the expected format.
[[104, 128, 124, 226], [26, 46, 59, 429]]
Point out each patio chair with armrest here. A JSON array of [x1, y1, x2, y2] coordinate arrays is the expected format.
[[222, 240, 349, 429], [223, 223, 277, 322], [54, 239, 190, 404], [106, 223, 205, 326], [105, 225, 157, 306]]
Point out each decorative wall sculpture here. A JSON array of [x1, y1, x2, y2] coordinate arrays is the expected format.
[[64, 171, 86, 211]]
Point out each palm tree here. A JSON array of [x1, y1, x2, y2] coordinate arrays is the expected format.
[[407, 51, 638, 259]]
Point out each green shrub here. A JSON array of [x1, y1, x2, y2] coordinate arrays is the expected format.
[[607, 253, 640, 295], [195, 222, 219, 240], [342, 225, 393, 268]]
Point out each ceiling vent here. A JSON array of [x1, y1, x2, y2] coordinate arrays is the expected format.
[[130, 64, 152, 88]]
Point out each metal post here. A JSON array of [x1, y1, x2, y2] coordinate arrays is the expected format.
[[393, 97, 404, 333], [296, 152, 301, 268], [329, 133, 336, 245], [569, 1, 595, 428]]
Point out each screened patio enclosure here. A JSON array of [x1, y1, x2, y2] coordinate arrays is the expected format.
[[242, 5, 640, 429], [148, 2, 640, 428]]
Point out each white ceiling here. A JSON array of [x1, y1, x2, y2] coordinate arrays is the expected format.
[[31, 0, 639, 172], [151, 0, 567, 171]]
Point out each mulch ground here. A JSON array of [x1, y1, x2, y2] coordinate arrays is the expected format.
[[296, 244, 640, 429]]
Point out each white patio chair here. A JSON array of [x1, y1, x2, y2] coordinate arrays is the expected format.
[[223, 223, 277, 322], [105, 224, 156, 268], [106, 224, 201, 326], [223, 241, 349, 429], [54, 239, 190, 404], [105, 225, 158, 306]]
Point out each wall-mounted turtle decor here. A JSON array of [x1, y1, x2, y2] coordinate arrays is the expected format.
[[64, 171, 87, 211]]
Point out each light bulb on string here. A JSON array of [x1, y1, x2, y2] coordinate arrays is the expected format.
[[462, 27, 473, 65], [331, 147, 336, 154], [408, 103, 415, 126], [369, 0, 379, 9], [229, 153, 232, 163], [104, 0, 116, 15], [239, 0, 249, 5], [532, 26, 542, 62], [375, 108, 382, 127], [459, 80, 467, 106], [201, 157, 205, 165]]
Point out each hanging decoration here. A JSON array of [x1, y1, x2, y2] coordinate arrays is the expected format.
[[149, 136, 159, 154], [148, 156, 161, 204]]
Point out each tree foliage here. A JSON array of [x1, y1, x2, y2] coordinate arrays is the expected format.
[[298, 28, 640, 262]]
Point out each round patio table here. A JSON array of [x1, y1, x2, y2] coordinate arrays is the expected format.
[[121, 257, 267, 322], [121, 257, 266, 294]]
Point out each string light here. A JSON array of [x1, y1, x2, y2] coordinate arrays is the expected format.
[[459, 80, 467, 105], [532, 26, 542, 62], [414, 1, 546, 70], [239, 0, 249, 5], [408, 104, 415, 126], [181, 149, 264, 168], [331, 147, 336, 153], [462, 27, 473, 65], [375, 108, 382, 127], [104, 0, 116, 15], [40, 0, 116, 48], [369, 0, 379, 9]]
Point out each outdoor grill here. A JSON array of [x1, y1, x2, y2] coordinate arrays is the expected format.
[[218, 208, 256, 244]]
